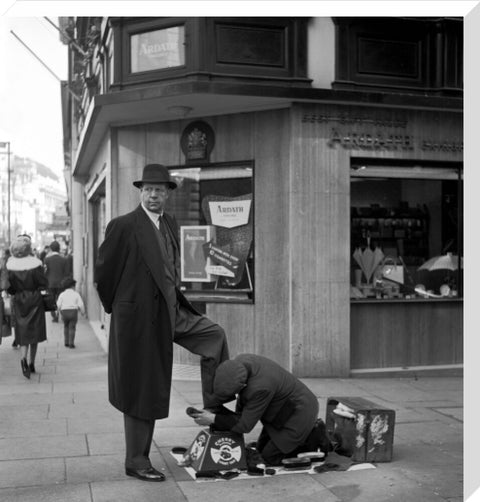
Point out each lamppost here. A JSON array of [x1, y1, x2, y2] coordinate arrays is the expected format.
[[0, 141, 11, 246]]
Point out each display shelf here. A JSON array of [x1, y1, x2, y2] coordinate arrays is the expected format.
[[351, 204, 429, 265]]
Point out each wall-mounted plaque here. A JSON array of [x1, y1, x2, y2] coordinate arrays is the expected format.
[[180, 121, 215, 164]]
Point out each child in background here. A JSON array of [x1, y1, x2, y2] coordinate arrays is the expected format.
[[56, 277, 85, 348]]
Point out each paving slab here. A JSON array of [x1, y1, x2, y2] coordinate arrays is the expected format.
[[0, 457, 65, 489], [90, 478, 187, 502], [318, 466, 447, 502], [395, 420, 462, 444], [66, 453, 127, 483], [0, 483, 92, 502], [397, 462, 464, 499], [86, 432, 125, 456], [177, 474, 342, 502], [67, 415, 124, 434], [0, 434, 88, 461], [48, 402, 117, 419], [0, 417, 67, 438], [0, 404, 49, 421]]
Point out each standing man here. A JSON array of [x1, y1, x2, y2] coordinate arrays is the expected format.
[[44, 240, 67, 322], [94, 164, 230, 482]]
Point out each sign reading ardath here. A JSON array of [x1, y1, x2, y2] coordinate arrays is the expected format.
[[209, 200, 251, 229]]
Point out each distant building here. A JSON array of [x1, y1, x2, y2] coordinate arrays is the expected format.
[[0, 154, 68, 250]]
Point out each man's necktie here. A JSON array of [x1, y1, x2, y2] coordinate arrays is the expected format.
[[158, 215, 167, 238]]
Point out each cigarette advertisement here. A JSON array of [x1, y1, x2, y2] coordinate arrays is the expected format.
[[180, 226, 216, 282]]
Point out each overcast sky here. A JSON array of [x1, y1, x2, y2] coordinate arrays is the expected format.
[[0, 15, 67, 176]]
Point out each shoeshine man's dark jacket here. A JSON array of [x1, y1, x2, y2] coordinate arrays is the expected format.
[[213, 354, 319, 454]]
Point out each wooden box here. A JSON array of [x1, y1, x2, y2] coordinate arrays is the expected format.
[[185, 429, 247, 473], [325, 397, 395, 462]]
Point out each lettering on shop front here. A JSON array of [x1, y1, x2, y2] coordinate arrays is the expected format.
[[421, 139, 463, 153], [138, 42, 178, 56], [302, 113, 408, 129], [328, 128, 414, 151], [327, 129, 463, 153]]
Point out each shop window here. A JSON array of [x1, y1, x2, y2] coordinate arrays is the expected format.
[[350, 163, 463, 301], [167, 161, 254, 304]]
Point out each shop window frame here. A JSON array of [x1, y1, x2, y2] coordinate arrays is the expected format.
[[350, 160, 463, 301], [166, 160, 255, 304], [333, 17, 463, 96]]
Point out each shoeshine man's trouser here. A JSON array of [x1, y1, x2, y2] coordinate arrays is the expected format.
[[124, 307, 229, 470]]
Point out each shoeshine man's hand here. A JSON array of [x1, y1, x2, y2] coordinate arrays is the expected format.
[[194, 411, 215, 426]]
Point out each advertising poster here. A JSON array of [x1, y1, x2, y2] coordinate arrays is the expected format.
[[180, 226, 215, 282]]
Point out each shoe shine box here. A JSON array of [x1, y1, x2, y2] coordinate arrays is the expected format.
[[185, 429, 247, 473], [325, 397, 395, 462]]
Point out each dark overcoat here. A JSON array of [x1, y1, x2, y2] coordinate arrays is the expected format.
[[44, 253, 67, 288], [94, 205, 197, 420], [6, 256, 48, 345], [214, 354, 319, 453]]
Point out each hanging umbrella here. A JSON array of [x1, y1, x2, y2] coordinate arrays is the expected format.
[[362, 246, 375, 284], [418, 253, 461, 272], [372, 247, 385, 276], [353, 248, 364, 271]]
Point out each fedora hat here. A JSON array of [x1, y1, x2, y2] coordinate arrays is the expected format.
[[133, 164, 177, 189]]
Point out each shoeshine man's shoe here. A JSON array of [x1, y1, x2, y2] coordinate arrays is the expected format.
[[125, 467, 165, 482]]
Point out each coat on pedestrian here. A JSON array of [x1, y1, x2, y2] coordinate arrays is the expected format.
[[213, 354, 319, 454], [6, 255, 48, 345], [94, 205, 198, 420], [44, 251, 67, 288]]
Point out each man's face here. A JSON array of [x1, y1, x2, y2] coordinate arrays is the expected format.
[[140, 183, 170, 213]]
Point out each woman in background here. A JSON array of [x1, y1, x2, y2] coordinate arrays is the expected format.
[[6, 236, 48, 378]]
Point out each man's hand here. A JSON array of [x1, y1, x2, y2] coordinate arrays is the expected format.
[[193, 410, 215, 426]]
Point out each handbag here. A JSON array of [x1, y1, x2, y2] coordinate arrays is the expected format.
[[3, 294, 11, 316], [0, 296, 11, 338], [41, 292, 57, 312], [378, 256, 404, 284]]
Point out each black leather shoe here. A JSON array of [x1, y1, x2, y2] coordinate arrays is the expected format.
[[29, 362, 35, 373], [125, 467, 165, 482], [21, 358, 30, 379]]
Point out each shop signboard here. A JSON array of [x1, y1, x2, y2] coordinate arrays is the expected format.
[[130, 26, 185, 73]]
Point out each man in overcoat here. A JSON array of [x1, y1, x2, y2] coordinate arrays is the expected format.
[[94, 164, 229, 482], [192, 353, 331, 466], [44, 240, 67, 322]]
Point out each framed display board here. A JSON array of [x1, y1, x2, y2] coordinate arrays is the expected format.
[[167, 161, 254, 303]]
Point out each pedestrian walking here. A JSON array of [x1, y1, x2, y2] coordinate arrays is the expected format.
[[64, 248, 73, 277], [0, 248, 12, 344], [1, 248, 18, 348], [44, 240, 67, 322], [94, 163, 230, 482], [39, 245, 50, 264], [6, 235, 48, 378], [56, 277, 85, 348]]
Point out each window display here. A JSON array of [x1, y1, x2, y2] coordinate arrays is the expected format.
[[167, 161, 254, 303], [350, 164, 462, 300]]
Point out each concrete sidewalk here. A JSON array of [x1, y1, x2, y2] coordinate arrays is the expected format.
[[0, 316, 463, 502]]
